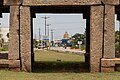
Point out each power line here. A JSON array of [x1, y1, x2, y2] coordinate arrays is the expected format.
[[34, 22, 82, 25], [54, 27, 85, 30], [50, 22, 82, 24]]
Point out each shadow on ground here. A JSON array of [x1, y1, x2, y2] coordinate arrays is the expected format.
[[32, 61, 89, 73], [0, 53, 8, 59]]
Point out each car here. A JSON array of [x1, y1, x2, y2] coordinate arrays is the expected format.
[[38, 44, 45, 49]]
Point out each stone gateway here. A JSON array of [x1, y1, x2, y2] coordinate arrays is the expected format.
[[0, 0, 120, 72]]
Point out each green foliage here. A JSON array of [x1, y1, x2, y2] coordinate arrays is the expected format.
[[71, 33, 86, 45], [1, 50, 120, 80], [81, 44, 86, 51], [34, 50, 84, 62], [1, 70, 120, 80], [33, 50, 87, 72], [33, 39, 38, 48], [71, 46, 79, 49], [71, 33, 86, 50], [115, 31, 120, 53], [0, 48, 8, 51]]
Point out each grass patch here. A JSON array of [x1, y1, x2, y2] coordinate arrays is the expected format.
[[34, 50, 84, 62], [1, 50, 120, 80], [33, 50, 87, 73], [1, 70, 120, 80]]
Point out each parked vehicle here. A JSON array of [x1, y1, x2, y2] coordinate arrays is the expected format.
[[38, 44, 45, 49]]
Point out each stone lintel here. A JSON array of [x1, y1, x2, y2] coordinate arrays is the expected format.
[[9, 6, 20, 60], [4, 0, 22, 6], [101, 0, 119, 5], [103, 5, 115, 58], [23, 0, 101, 6], [20, 6, 31, 72], [3, 0, 120, 6], [90, 6, 104, 72]]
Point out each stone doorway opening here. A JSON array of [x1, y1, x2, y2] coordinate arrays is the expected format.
[[115, 5, 120, 71], [0, 6, 10, 68], [30, 6, 90, 72], [115, 5, 120, 58]]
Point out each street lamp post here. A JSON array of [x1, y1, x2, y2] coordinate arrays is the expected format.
[[51, 29, 54, 42], [41, 16, 50, 36], [47, 24, 51, 37], [47, 24, 51, 50]]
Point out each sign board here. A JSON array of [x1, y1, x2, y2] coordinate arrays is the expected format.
[[43, 36, 49, 41], [78, 41, 82, 45]]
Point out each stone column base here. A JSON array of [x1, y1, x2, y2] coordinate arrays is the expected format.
[[101, 58, 120, 72]]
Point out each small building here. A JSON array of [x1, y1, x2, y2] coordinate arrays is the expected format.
[[63, 32, 69, 39]]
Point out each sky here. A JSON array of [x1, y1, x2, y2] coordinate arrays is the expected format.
[[0, 13, 119, 40], [33, 14, 86, 40]]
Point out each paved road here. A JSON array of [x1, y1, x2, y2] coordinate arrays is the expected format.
[[50, 47, 85, 54], [34, 47, 85, 55]]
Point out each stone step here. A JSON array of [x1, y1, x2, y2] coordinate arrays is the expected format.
[[0, 60, 20, 68], [0, 60, 9, 68], [0, 59, 8, 64], [101, 58, 120, 66]]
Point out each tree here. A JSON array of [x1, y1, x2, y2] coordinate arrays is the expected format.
[[71, 33, 86, 45], [33, 39, 38, 48], [115, 31, 120, 54]]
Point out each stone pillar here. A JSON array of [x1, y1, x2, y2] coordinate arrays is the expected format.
[[20, 6, 31, 72], [9, 6, 20, 60], [101, 5, 115, 72], [103, 5, 115, 58], [90, 6, 104, 72], [9, 6, 20, 70], [8, 6, 20, 60]]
